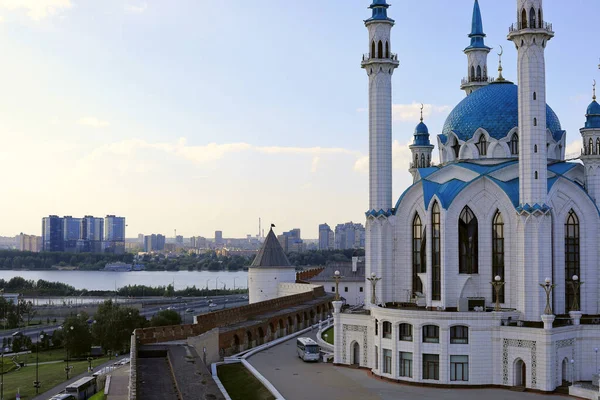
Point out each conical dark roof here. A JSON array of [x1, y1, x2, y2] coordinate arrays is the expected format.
[[250, 228, 292, 268]]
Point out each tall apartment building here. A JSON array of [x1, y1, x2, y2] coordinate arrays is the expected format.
[[190, 236, 207, 249], [144, 234, 166, 252], [63, 216, 82, 252], [105, 215, 126, 254], [277, 228, 304, 253], [18, 233, 42, 252], [318, 223, 334, 250], [42, 215, 63, 252], [334, 222, 365, 250], [215, 231, 223, 247]]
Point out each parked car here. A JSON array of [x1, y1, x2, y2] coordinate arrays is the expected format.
[[209, 303, 217, 308], [185, 308, 195, 313]]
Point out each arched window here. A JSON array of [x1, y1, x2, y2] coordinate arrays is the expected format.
[[538, 9, 542, 28], [510, 133, 519, 155], [534, 145, 538, 153], [385, 41, 389, 58], [459, 206, 478, 274], [533, 92, 537, 100], [533, 118, 537, 126], [596, 138, 600, 155], [378, 40, 383, 58], [452, 140, 461, 159], [432, 202, 441, 300], [521, 9, 527, 29], [476, 65, 482, 80], [535, 171, 538, 179], [412, 214, 423, 295], [371, 41, 375, 58], [529, 7, 536, 28], [492, 211, 505, 303], [420, 154, 425, 168], [427, 154, 430, 166], [470, 66, 475, 81], [414, 154, 418, 168], [476, 134, 487, 156], [423, 325, 439, 343], [382, 321, 392, 339], [450, 326, 469, 344], [399, 323, 413, 341], [589, 138, 594, 155], [565, 210, 580, 312]]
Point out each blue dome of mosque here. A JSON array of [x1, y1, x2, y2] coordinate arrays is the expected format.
[[415, 122, 429, 134], [585, 100, 600, 129], [441, 81, 565, 142], [412, 121, 432, 146]]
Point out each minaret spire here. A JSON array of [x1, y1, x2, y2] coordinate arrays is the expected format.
[[461, 0, 491, 95]]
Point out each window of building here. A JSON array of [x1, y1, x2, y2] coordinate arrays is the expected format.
[[399, 352, 413, 378], [383, 349, 392, 374], [399, 323, 413, 342], [492, 211, 505, 303], [359, 287, 363, 292], [459, 206, 478, 274], [590, 138, 594, 155], [510, 134, 519, 155], [533, 92, 537, 100], [423, 354, 439, 380], [412, 214, 423, 295], [377, 41, 383, 59], [432, 202, 441, 300], [476, 134, 487, 156], [533, 117, 537, 126], [344, 287, 348, 293], [422, 325, 439, 343], [450, 326, 469, 344], [382, 321, 392, 339], [565, 210, 580, 311], [529, 7, 536, 28], [375, 346, 379, 369], [596, 138, 600, 155], [534, 144, 538, 153], [331, 286, 335, 292], [535, 171, 538, 179], [375, 319, 378, 336], [450, 355, 469, 381], [385, 41, 389, 59], [452, 141, 461, 159]]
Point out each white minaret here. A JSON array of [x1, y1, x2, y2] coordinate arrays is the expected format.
[[581, 82, 600, 202], [508, 0, 553, 207], [461, 0, 491, 96], [508, 0, 554, 321], [409, 106, 434, 182], [362, 0, 398, 308]]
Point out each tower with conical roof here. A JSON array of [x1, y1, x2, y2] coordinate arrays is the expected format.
[[461, 0, 491, 95], [409, 106, 434, 182], [247, 227, 297, 304], [581, 82, 600, 202]]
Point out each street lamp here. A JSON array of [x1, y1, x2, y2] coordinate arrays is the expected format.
[[34, 333, 44, 394], [570, 359, 575, 386], [332, 270, 343, 301], [491, 275, 504, 312], [569, 275, 584, 311], [65, 326, 74, 380], [367, 273, 382, 306], [1, 346, 9, 400], [233, 277, 239, 291], [539, 277, 556, 315], [206, 279, 212, 292]]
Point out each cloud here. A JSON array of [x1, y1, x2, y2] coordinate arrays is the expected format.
[[78, 117, 110, 128], [565, 140, 582, 159], [125, 2, 147, 14], [353, 140, 414, 173], [311, 156, 320, 173], [0, 0, 71, 20]]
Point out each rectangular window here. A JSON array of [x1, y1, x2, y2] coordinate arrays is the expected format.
[[344, 287, 348, 292], [432, 203, 441, 300], [383, 349, 392, 374], [450, 326, 468, 344], [399, 324, 413, 342], [399, 352, 413, 378], [492, 211, 505, 303], [422, 325, 439, 343], [423, 354, 439, 380], [382, 322, 392, 339], [412, 214, 424, 295], [331, 286, 335, 292], [359, 287, 363, 292], [450, 355, 469, 381], [375, 346, 379, 369]]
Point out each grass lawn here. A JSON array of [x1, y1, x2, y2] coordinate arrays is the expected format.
[[217, 363, 275, 400], [89, 391, 106, 400], [1, 355, 109, 399], [322, 326, 334, 345]]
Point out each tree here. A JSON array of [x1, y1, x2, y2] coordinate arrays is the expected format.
[[149, 310, 181, 327], [63, 313, 93, 357], [52, 328, 64, 348], [19, 300, 36, 326], [92, 300, 147, 354], [11, 334, 32, 352]]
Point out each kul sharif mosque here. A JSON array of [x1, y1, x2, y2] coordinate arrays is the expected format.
[[332, 0, 600, 392]]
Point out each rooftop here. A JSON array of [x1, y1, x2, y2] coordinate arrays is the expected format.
[[250, 228, 292, 268]]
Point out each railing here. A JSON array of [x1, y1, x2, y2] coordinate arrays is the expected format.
[[362, 52, 399, 62], [460, 76, 495, 85], [581, 146, 600, 156], [508, 21, 553, 33]]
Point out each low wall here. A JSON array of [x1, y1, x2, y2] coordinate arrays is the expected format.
[[129, 334, 138, 400], [296, 267, 325, 282], [187, 328, 220, 365], [277, 282, 320, 297]]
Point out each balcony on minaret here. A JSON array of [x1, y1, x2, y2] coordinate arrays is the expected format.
[[508, 20, 553, 36], [361, 52, 399, 67], [460, 75, 495, 91]]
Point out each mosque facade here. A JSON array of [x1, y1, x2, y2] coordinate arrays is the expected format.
[[333, 0, 600, 391]]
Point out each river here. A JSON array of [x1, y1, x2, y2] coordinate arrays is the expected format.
[[0, 270, 248, 291]]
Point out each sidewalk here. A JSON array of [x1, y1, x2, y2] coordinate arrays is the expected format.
[[107, 366, 130, 400]]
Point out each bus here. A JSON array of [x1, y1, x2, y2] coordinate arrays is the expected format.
[[296, 337, 320, 362]]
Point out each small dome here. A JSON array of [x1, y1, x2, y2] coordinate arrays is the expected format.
[[585, 100, 600, 129], [415, 122, 429, 134]]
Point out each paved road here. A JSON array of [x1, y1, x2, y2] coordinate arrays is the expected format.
[[248, 332, 561, 400]]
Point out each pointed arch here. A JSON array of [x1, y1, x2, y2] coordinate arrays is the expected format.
[[378, 40, 383, 58], [420, 153, 425, 168], [412, 213, 423, 295], [492, 210, 505, 303], [529, 7, 536, 28], [431, 201, 441, 300], [589, 138, 594, 155], [414, 154, 419, 168], [385, 41, 389, 58], [476, 65, 482, 81], [521, 9, 527, 29], [459, 206, 478, 274], [470, 66, 475, 81], [596, 138, 600, 155], [538, 9, 542, 28], [476, 134, 487, 156], [510, 133, 519, 155], [565, 209, 580, 312], [371, 41, 375, 58]]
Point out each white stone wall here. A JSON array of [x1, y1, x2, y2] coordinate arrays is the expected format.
[[248, 267, 296, 304], [277, 282, 319, 298], [322, 280, 365, 306]]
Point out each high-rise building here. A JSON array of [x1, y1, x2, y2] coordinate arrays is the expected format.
[[138, 233, 144, 243], [18, 233, 42, 252], [215, 231, 223, 247], [318, 223, 334, 250], [334, 222, 365, 250], [105, 215, 126, 254], [63, 216, 82, 252], [277, 228, 304, 253], [42, 215, 64, 252], [190, 236, 207, 249], [80, 216, 104, 253], [144, 234, 166, 252]]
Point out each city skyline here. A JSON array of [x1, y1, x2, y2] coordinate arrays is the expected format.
[[0, 0, 598, 238]]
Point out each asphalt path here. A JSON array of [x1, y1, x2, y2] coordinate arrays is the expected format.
[[248, 332, 561, 400], [0, 295, 248, 343]]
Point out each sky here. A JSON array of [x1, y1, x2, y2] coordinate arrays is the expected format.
[[0, 0, 598, 239]]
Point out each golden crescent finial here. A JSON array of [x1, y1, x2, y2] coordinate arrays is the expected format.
[[496, 45, 505, 81], [420, 103, 424, 122], [498, 45, 504, 57]]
